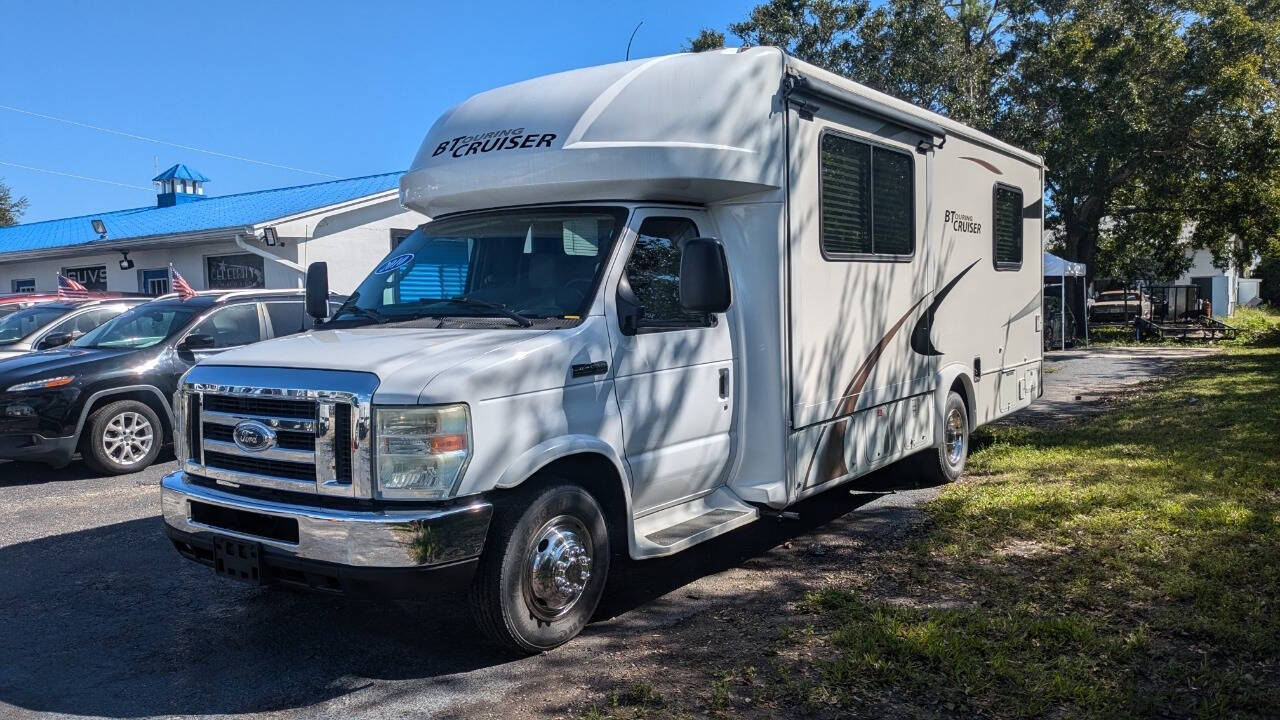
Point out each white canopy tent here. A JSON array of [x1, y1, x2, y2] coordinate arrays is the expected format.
[[1044, 251, 1088, 350]]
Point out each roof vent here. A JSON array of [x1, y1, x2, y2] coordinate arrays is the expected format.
[[153, 164, 209, 207]]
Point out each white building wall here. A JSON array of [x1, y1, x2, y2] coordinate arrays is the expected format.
[[275, 199, 426, 294], [1176, 248, 1237, 317]]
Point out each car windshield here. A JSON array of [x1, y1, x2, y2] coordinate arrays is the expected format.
[[73, 304, 201, 349], [1101, 292, 1140, 302], [0, 305, 71, 345], [332, 207, 627, 326]]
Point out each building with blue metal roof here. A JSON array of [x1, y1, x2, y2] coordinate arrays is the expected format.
[[0, 165, 425, 295]]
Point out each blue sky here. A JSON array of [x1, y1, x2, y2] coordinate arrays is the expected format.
[[0, 1, 754, 223]]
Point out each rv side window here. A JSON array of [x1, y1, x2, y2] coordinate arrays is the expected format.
[[820, 132, 914, 260], [993, 184, 1023, 270], [623, 217, 711, 328]]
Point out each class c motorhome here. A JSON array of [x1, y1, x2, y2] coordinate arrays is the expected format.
[[161, 47, 1044, 653]]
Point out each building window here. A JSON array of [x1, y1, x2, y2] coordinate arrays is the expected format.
[[11, 279, 34, 293], [62, 265, 109, 291], [993, 184, 1024, 270], [820, 132, 915, 260], [390, 228, 414, 251], [139, 268, 170, 296], [205, 253, 266, 289], [623, 216, 711, 328]]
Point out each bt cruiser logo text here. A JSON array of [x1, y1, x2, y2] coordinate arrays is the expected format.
[[432, 128, 558, 159]]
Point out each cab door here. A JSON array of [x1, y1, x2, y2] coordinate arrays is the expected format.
[[605, 208, 735, 515]]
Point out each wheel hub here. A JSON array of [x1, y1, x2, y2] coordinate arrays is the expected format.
[[945, 407, 966, 467], [525, 516, 593, 621], [102, 411, 154, 466]]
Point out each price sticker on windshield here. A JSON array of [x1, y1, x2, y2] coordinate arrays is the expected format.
[[374, 253, 414, 275]]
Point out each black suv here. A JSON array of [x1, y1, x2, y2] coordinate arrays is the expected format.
[[0, 289, 339, 474]]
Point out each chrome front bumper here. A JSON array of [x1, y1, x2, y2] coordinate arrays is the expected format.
[[160, 471, 492, 569]]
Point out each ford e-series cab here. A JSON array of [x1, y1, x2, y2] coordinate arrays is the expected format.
[[161, 47, 1044, 653]]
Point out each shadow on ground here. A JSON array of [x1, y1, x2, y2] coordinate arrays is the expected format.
[[0, 464, 939, 718]]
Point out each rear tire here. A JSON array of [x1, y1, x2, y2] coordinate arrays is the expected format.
[[914, 390, 969, 484], [469, 482, 610, 654], [81, 400, 162, 475]]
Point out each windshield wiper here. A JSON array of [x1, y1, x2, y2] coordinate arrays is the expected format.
[[433, 296, 533, 327], [332, 305, 389, 324]]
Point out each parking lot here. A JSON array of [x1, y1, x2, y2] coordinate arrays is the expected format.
[[0, 348, 1209, 719]]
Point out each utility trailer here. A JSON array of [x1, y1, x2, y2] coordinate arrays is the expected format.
[[1135, 285, 1238, 341]]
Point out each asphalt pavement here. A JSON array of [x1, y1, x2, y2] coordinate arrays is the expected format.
[[0, 347, 1210, 719]]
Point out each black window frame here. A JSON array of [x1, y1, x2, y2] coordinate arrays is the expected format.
[[818, 129, 917, 263], [621, 215, 715, 333], [992, 182, 1025, 272]]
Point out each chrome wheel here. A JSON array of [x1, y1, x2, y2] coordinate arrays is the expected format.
[[524, 515, 594, 622], [944, 406, 966, 467], [102, 411, 154, 466]]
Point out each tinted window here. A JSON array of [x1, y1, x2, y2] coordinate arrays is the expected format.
[[821, 133, 915, 259], [264, 302, 310, 337], [0, 306, 70, 345], [993, 185, 1024, 270], [49, 308, 120, 337], [624, 217, 708, 326], [189, 303, 262, 348], [75, 305, 201, 349]]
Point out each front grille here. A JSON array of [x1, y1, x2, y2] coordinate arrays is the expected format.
[[204, 450, 315, 482], [202, 423, 315, 451], [202, 395, 317, 420], [334, 404, 352, 483], [186, 395, 202, 462]]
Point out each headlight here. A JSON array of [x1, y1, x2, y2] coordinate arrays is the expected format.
[[7, 376, 74, 392], [374, 404, 471, 499]]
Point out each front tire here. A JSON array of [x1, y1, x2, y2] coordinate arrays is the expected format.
[[81, 400, 162, 475], [470, 482, 610, 654]]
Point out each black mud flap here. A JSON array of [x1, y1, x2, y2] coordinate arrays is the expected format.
[[213, 537, 263, 584]]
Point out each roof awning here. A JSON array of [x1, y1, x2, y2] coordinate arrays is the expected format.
[[1044, 252, 1086, 278]]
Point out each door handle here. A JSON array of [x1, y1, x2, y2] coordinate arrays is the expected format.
[[718, 368, 729, 399], [571, 360, 608, 378]]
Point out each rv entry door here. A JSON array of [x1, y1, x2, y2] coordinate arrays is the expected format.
[[606, 208, 735, 516]]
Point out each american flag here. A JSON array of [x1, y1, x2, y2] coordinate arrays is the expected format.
[[57, 274, 89, 300], [169, 264, 196, 300]]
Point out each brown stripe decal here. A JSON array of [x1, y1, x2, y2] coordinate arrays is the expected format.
[[959, 156, 1003, 174], [803, 296, 929, 485]]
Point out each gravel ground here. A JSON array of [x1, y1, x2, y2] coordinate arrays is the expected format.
[[0, 347, 1209, 719]]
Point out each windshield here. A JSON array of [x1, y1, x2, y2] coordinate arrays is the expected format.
[[1100, 292, 1140, 302], [73, 304, 201, 349], [333, 207, 627, 326], [0, 305, 71, 345]]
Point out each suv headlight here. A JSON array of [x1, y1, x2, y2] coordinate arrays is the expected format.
[[374, 404, 471, 499]]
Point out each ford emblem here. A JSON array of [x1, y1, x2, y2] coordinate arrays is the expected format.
[[232, 420, 277, 453]]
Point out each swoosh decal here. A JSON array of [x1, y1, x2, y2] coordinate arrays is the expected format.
[[959, 156, 1003, 174], [803, 295, 928, 485], [1008, 292, 1040, 324], [910, 260, 980, 356]]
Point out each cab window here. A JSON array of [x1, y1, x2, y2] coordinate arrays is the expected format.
[[264, 301, 309, 337], [189, 303, 262, 348], [622, 217, 710, 328]]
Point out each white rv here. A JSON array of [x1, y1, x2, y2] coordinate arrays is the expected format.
[[160, 47, 1044, 653]]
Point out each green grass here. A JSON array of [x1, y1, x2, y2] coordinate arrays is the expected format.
[[1087, 306, 1280, 348], [790, 346, 1280, 718]]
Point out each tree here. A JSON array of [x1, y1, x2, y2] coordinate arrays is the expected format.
[[0, 178, 27, 227], [684, 28, 726, 52], [709, 0, 1280, 330]]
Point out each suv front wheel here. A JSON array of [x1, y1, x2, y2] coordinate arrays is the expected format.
[[81, 399, 163, 475]]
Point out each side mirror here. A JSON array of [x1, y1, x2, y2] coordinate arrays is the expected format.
[[679, 238, 732, 313], [305, 262, 330, 321], [179, 333, 216, 351], [616, 273, 645, 337], [37, 332, 74, 350]]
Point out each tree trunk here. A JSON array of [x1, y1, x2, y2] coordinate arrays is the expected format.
[[1062, 219, 1098, 342]]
